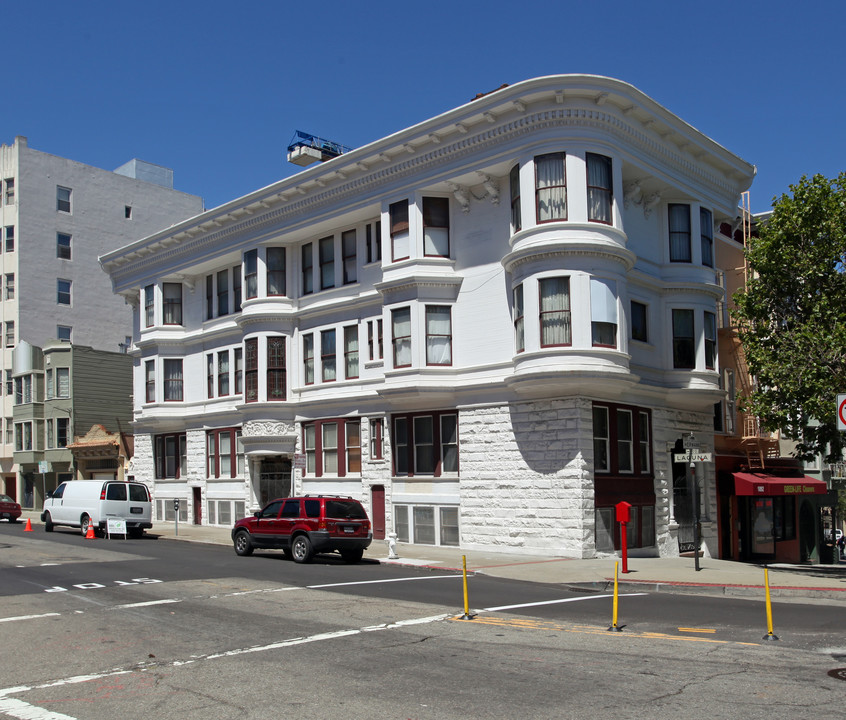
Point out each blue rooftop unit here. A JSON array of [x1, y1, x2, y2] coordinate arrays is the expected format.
[[286, 130, 353, 166]]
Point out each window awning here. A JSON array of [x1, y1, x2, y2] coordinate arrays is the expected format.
[[733, 472, 828, 496]]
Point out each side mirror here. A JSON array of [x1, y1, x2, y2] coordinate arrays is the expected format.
[[254, 511, 261, 518]]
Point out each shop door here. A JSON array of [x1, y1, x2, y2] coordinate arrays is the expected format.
[[371, 485, 385, 540], [799, 500, 816, 562]]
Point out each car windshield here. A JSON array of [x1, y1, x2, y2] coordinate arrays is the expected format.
[[324, 500, 366, 520], [0, 494, 13, 503]]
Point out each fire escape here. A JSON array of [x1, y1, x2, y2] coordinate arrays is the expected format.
[[727, 191, 781, 470]]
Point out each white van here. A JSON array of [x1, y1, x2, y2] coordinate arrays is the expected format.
[[41, 480, 153, 538]]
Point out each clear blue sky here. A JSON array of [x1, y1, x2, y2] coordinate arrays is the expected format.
[[7, 0, 844, 215]]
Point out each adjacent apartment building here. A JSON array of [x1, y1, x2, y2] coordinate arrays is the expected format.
[[0, 137, 204, 505], [101, 75, 758, 558]]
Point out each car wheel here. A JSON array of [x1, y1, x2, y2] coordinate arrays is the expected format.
[[81, 515, 92, 537], [340, 549, 363, 563], [291, 534, 314, 563], [233, 530, 254, 556], [44, 512, 54, 532]]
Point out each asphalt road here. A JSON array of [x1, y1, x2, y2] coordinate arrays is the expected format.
[[2, 523, 845, 719]]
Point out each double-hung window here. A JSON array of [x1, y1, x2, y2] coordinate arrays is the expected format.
[[233, 265, 242, 311], [302, 419, 361, 477], [4, 226, 13, 253], [155, 433, 186, 478], [4, 178, 13, 205], [144, 285, 155, 327], [367, 319, 383, 361], [267, 336, 286, 400], [669, 204, 691, 262], [392, 307, 411, 368], [267, 247, 286, 296], [163, 359, 184, 401], [145, 360, 155, 403], [244, 338, 258, 402], [700, 208, 714, 267], [513, 285, 524, 353], [234, 348, 243, 394], [631, 301, 648, 342], [366, 221, 382, 263], [590, 278, 617, 348], [301, 243, 313, 295], [592, 403, 652, 476], [342, 230, 357, 284], [218, 350, 230, 396], [57, 186, 71, 213], [535, 153, 566, 222], [56, 368, 69, 397], [425, 306, 452, 365], [4, 273, 14, 300], [539, 277, 571, 346], [206, 275, 214, 320], [704, 311, 717, 370], [422, 197, 449, 257], [319, 236, 335, 290], [586, 153, 613, 224], [672, 309, 695, 369], [57, 232, 72, 259], [303, 333, 314, 385], [244, 249, 258, 300], [344, 325, 359, 379], [207, 428, 241, 478], [390, 200, 410, 261], [321, 330, 336, 382], [207, 354, 215, 398], [216, 270, 229, 316], [57, 279, 71, 305], [163, 283, 182, 325], [509, 164, 521, 232], [392, 411, 459, 477]]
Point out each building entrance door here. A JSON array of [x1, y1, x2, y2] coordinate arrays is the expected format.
[[193, 487, 202, 525], [371, 485, 385, 539], [259, 458, 292, 506]]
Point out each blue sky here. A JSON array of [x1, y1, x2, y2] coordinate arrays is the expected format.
[[7, 1, 844, 214]]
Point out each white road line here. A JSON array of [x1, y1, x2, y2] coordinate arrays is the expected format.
[[0, 612, 61, 623], [308, 574, 460, 589], [0, 612, 451, 719], [482, 592, 648, 612], [113, 599, 182, 609]]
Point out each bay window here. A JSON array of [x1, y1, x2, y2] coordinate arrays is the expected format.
[[539, 277, 571, 346], [303, 333, 314, 385], [267, 336, 286, 400], [535, 153, 566, 222], [700, 208, 714, 267], [425, 306, 452, 365], [390, 200, 410, 261], [244, 249, 258, 300], [321, 329, 336, 382], [301, 243, 313, 295], [155, 432, 186, 478], [672, 309, 695, 369], [705, 311, 717, 370], [207, 428, 242, 478], [163, 282, 182, 325], [217, 270, 229, 316], [513, 284, 524, 353], [590, 278, 617, 348], [342, 230, 357, 284], [587, 153, 612, 224], [163, 359, 183, 401], [344, 325, 359, 379], [218, 350, 230, 396], [245, 338, 258, 402], [319, 236, 334, 290], [145, 360, 155, 403], [144, 285, 154, 327], [423, 197, 449, 257], [669, 204, 691, 262], [509, 164, 521, 232], [267, 247, 286, 296], [392, 307, 411, 368]]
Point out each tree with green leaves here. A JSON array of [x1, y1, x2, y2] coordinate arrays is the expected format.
[[733, 172, 846, 462]]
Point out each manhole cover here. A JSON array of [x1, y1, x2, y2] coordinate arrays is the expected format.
[[827, 668, 846, 681]]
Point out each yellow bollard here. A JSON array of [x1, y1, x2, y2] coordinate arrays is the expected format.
[[763, 567, 779, 641], [460, 554, 474, 620], [608, 561, 622, 631]]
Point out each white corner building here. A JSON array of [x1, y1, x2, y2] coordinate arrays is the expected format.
[[100, 75, 755, 558], [0, 136, 204, 505]]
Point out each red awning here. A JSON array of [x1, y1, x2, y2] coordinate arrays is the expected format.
[[733, 472, 828, 496]]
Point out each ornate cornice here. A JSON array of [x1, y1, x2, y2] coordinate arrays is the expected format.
[[104, 79, 754, 290]]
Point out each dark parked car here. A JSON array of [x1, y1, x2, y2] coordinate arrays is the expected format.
[[0, 494, 21, 522], [232, 495, 372, 563]]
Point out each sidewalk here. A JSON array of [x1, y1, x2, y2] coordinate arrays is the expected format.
[[144, 516, 846, 601], [19, 511, 846, 601]]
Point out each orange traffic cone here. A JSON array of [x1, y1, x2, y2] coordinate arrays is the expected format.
[[85, 522, 95, 539], [24, 518, 32, 532]]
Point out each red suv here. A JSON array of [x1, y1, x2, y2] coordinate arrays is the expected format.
[[231, 496, 372, 563]]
